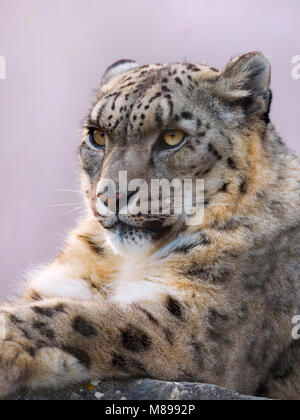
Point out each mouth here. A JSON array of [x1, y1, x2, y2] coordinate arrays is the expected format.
[[105, 220, 172, 242]]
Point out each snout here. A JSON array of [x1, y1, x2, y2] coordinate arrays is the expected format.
[[95, 187, 175, 237], [97, 189, 138, 215]]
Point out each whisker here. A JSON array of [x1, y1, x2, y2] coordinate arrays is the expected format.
[[58, 189, 82, 194], [63, 206, 86, 216], [45, 203, 84, 208]]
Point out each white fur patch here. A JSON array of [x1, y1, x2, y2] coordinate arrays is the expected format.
[[179, 119, 198, 132], [105, 232, 153, 257], [91, 101, 103, 122], [28, 265, 98, 300], [27, 234, 192, 305], [109, 255, 172, 304], [108, 235, 198, 304]]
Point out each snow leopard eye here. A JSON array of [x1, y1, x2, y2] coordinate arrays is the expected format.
[[89, 129, 108, 149], [163, 129, 186, 147]]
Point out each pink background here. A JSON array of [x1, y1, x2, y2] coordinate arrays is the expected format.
[[0, 0, 299, 298]]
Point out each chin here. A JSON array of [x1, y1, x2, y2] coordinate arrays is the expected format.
[[104, 223, 153, 255], [102, 221, 172, 255]]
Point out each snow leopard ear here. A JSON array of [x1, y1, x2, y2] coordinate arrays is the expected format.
[[218, 52, 271, 99], [216, 52, 272, 122], [101, 59, 140, 86]]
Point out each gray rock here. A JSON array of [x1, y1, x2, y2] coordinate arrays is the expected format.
[[6, 379, 267, 400]]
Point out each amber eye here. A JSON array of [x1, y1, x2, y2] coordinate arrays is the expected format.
[[163, 129, 186, 147], [90, 129, 107, 148]]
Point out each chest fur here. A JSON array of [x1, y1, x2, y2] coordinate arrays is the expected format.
[[108, 255, 173, 304]]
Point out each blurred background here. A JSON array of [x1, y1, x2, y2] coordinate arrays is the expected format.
[[0, 0, 299, 298]]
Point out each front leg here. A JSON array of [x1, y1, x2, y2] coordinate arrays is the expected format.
[[0, 296, 203, 397], [0, 290, 285, 398], [0, 301, 92, 397]]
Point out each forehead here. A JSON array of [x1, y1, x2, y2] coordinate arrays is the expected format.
[[90, 63, 220, 134]]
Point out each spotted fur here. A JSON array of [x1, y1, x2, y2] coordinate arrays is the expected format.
[[0, 53, 300, 399]]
